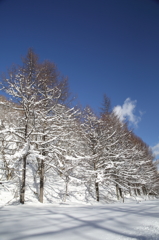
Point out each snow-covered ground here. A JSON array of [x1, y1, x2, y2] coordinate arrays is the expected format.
[[0, 200, 159, 240]]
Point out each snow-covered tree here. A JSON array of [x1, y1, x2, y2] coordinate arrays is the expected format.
[[0, 49, 70, 203], [1, 51, 159, 205]]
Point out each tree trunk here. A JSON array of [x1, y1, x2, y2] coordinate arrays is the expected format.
[[95, 182, 99, 201], [119, 187, 122, 198], [116, 184, 119, 200], [128, 183, 132, 196], [118, 186, 124, 203], [20, 156, 27, 204], [39, 159, 44, 203], [137, 188, 141, 195], [20, 124, 28, 204], [66, 176, 69, 196], [63, 176, 69, 202], [94, 161, 99, 202], [134, 185, 137, 196], [39, 134, 46, 203], [142, 186, 147, 195]]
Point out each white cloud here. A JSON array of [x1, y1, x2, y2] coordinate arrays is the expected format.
[[151, 143, 159, 158], [113, 98, 141, 126]]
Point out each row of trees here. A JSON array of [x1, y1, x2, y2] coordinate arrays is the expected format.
[[0, 49, 159, 204]]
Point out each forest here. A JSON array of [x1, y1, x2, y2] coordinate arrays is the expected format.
[[0, 49, 159, 204]]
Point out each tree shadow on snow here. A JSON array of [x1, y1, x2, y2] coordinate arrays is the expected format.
[[0, 204, 159, 240]]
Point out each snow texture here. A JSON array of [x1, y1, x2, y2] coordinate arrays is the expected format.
[[0, 200, 159, 240]]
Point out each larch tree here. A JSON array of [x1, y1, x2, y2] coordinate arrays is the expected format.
[[0, 49, 70, 203]]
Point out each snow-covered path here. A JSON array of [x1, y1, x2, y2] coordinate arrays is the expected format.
[[0, 201, 159, 240]]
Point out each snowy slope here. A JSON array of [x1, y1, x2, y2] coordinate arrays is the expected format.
[[0, 200, 159, 240]]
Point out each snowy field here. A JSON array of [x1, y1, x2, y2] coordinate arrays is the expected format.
[[0, 200, 159, 240]]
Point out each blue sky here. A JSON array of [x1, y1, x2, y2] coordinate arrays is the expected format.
[[0, 0, 159, 158]]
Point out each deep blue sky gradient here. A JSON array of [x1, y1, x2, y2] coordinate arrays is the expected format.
[[0, 0, 159, 156]]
